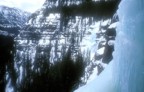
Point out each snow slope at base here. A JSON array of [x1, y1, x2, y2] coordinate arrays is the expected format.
[[75, 61, 116, 92]]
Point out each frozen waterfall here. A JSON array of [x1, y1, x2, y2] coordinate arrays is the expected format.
[[75, 0, 144, 92]]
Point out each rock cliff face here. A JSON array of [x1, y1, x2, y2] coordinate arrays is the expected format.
[[0, 6, 30, 92], [5, 0, 120, 92]]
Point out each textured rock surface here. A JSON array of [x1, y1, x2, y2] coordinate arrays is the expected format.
[[14, 0, 119, 87], [3, 0, 120, 92]]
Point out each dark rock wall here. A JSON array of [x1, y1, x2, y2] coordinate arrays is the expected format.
[[0, 35, 15, 92]]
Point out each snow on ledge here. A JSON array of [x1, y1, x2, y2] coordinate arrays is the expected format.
[[108, 22, 118, 29], [97, 47, 105, 55]]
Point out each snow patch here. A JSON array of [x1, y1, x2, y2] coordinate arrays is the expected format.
[[108, 22, 118, 29], [97, 47, 105, 55], [101, 19, 110, 27]]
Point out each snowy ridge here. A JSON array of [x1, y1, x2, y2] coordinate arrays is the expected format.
[[0, 5, 30, 36], [0, 5, 30, 27]]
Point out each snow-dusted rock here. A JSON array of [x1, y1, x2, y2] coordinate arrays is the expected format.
[[108, 40, 115, 46], [0, 5, 30, 36]]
